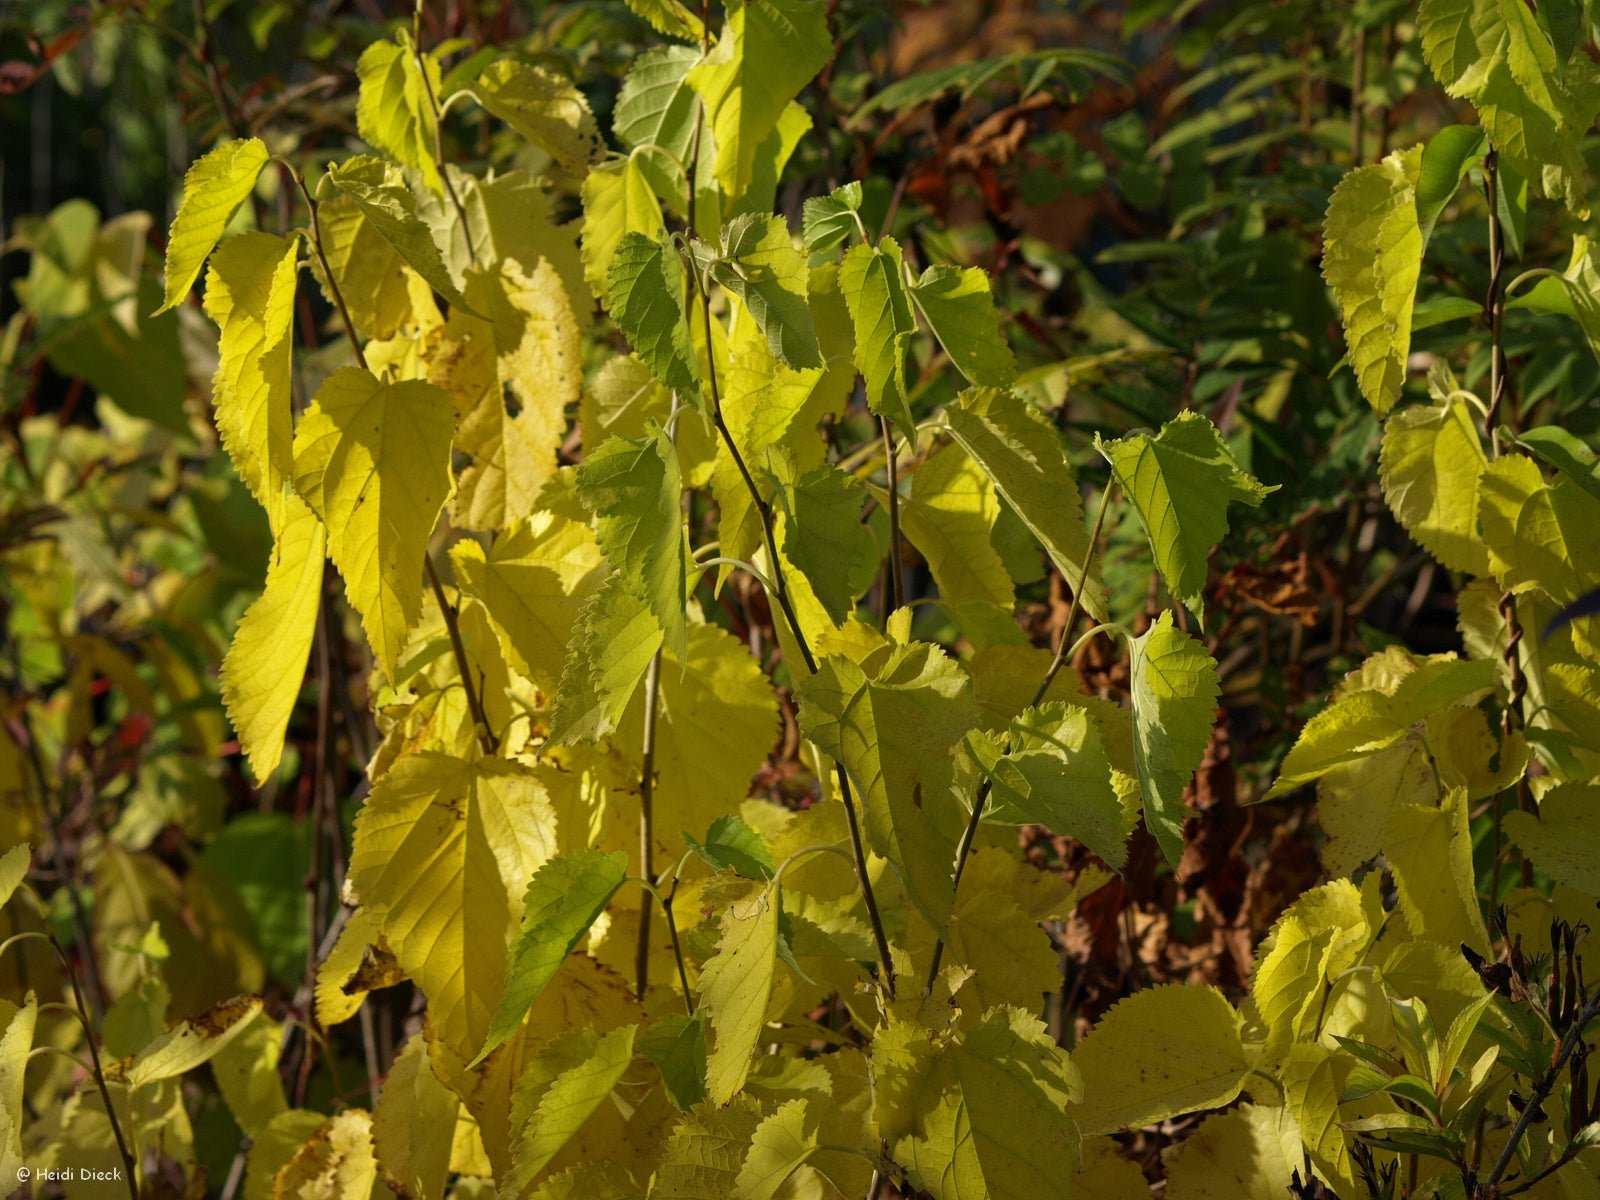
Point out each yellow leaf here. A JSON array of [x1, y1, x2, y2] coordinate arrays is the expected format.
[[315, 908, 403, 1027], [158, 137, 267, 313], [0, 995, 36, 1184], [309, 194, 419, 341], [127, 995, 263, 1088], [291, 367, 455, 677], [1504, 782, 1600, 898], [248, 1110, 326, 1200], [1280, 1043, 1357, 1196], [348, 752, 556, 1067], [356, 32, 442, 193], [221, 495, 326, 783], [1379, 395, 1491, 575], [1164, 1104, 1300, 1199], [1071, 984, 1251, 1136], [202, 231, 299, 534], [273, 1108, 397, 1199], [1382, 788, 1490, 955], [210, 1008, 288, 1138], [701, 886, 780, 1105], [373, 1034, 459, 1200]]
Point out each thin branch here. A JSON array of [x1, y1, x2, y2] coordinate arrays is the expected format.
[[879, 416, 904, 621], [695, 269, 896, 999], [425, 558, 498, 756], [634, 649, 665, 999], [924, 482, 1114, 992]]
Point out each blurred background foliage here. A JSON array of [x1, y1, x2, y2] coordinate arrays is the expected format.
[[3, 0, 1597, 1184]]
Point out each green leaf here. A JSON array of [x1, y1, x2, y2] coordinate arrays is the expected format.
[[1518, 426, 1600, 502], [797, 643, 978, 929], [1071, 984, 1249, 1136], [464, 58, 602, 175], [325, 156, 474, 314], [290, 368, 455, 677], [964, 702, 1127, 867], [1416, 125, 1487, 240], [1098, 411, 1276, 619], [580, 156, 667, 298], [548, 577, 666, 745], [157, 137, 268, 313], [700, 885, 781, 1105], [502, 1024, 638, 1196], [639, 1013, 709, 1111], [839, 237, 918, 440], [770, 462, 877, 625], [801, 182, 864, 254], [613, 45, 715, 233], [607, 231, 702, 407], [577, 428, 687, 658], [355, 32, 442, 193], [880, 1006, 1083, 1200], [1322, 145, 1425, 414], [220, 496, 326, 783], [1127, 613, 1221, 865], [202, 231, 300, 535], [683, 815, 775, 880], [1419, 0, 1600, 214], [686, 0, 832, 199], [735, 1099, 818, 1200], [1379, 395, 1491, 576], [478, 850, 630, 1066], [944, 388, 1108, 623], [713, 214, 820, 369], [908, 264, 1016, 388]]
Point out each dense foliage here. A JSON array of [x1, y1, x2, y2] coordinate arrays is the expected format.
[[3, 0, 1600, 1197]]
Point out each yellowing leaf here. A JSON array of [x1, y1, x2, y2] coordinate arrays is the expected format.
[[158, 137, 268, 313], [466, 59, 602, 175], [326, 156, 472, 314], [1251, 880, 1369, 1061], [839, 238, 917, 440], [686, 0, 831, 199], [247, 1109, 326, 1200], [203, 231, 298, 533], [432, 258, 582, 531], [944, 387, 1108, 623], [210, 1009, 288, 1138], [1379, 395, 1491, 575], [1322, 145, 1424, 413], [273, 1108, 395, 1199], [908, 263, 1015, 388], [221, 495, 325, 783], [797, 643, 977, 929], [452, 490, 607, 696], [772, 461, 876, 625], [1071, 984, 1250, 1136], [547, 578, 665, 745], [501, 1024, 637, 1197], [127, 995, 263, 1088], [1099, 411, 1275, 619], [966, 702, 1126, 867], [578, 429, 687, 657], [0, 843, 29, 911], [1128, 613, 1220, 865], [373, 1034, 460, 1200], [1504, 782, 1600, 897], [898, 442, 1014, 614], [734, 1098, 818, 1200], [356, 32, 442, 193], [651, 1096, 765, 1198], [884, 1006, 1083, 1200], [1419, 0, 1600, 214], [1279, 1043, 1355, 1196], [0, 995, 37, 1184], [1163, 1104, 1299, 1200], [700, 886, 781, 1105], [581, 157, 666, 297], [291, 367, 455, 677], [713, 214, 820, 370], [309, 194, 418, 341], [348, 753, 556, 1065], [1383, 789, 1490, 955], [315, 908, 402, 1028]]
